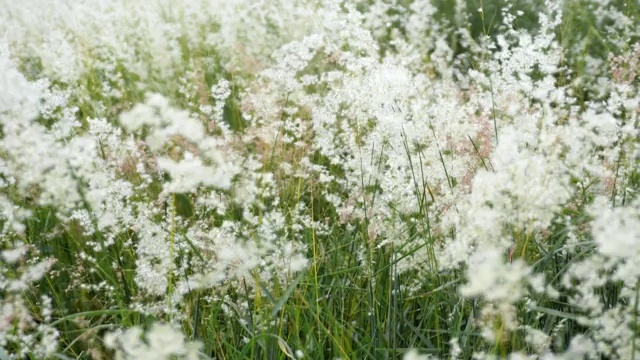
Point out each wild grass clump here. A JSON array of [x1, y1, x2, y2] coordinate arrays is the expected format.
[[1, 0, 639, 359]]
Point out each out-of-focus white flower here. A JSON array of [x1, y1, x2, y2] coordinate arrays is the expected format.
[[403, 349, 433, 360], [449, 337, 462, 359], [0, 246, 59, 358], [1, 244, 28, 263], [591, 196, 640, 261], [104, 323, 202, 360], [157, 152, 233, 193], [460, 248, 531, 303], [524, 326, 551, 353], [0, 42, 40, 117], [146, 324, 191, 356]]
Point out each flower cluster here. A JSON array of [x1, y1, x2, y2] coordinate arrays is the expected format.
[[1, 0, 639, 358], [104, 323, 202, 360]]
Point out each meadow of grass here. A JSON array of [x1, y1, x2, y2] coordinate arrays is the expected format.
[[0, 0, 639, 359]]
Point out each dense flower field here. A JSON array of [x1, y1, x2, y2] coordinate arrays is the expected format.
[[1, 0, 639, 359]]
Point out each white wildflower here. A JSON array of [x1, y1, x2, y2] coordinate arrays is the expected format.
[[104, 323, 202, 360]]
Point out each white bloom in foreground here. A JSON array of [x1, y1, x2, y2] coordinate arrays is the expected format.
[[0, 42, 40, 117], [590, 196, 640, 261], [119, 93, 205, 151], [460, 248, 532, 303], [104, 323, 202, 360], [157, 152, 233, 194], [1, 244, 28, 263], [0, 246, 59, 359], [403, 349, 435, 360]]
